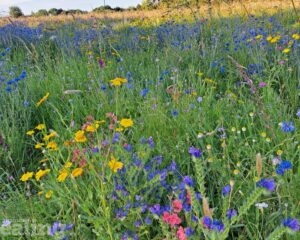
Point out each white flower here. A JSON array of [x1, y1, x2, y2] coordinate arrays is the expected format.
[[255, 202, 269, 209]]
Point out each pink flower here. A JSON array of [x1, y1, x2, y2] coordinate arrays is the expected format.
[[162, 212, 181, 226], [176, 226, 187, 240], [258, 82, 266, 88], [172, 199, 182, 213]]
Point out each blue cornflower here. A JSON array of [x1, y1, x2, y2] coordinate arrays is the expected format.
[[112, 132, 120, 143], [276, 160, 292, 175], [148, 136, 155, 148], [281, 121, 295, 133], [149, 204, 162, 215], [171, 109, 179, 117], [144, 217, 152, 225], [188, 146, 202, 158], [282, 218, 299, 231], [185, 227, 194, 236], [123, 143, 132, 152], [296, 109, 300, 118], [140, 88, 149, 97], [222, 185, 231, 196], [256, 178, 276, 192], [203, 216, 224, 232], [182, 176, 194, 187], [211, 219, 225, 232], [226, 209, 237, 220]]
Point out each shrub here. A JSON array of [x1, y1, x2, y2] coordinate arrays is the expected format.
[[9, 6, 24, 18]]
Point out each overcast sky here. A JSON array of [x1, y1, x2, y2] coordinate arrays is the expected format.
[[0, 0, 142, 15]]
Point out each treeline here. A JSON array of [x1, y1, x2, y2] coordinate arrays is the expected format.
[[8, 5, 135, 18]]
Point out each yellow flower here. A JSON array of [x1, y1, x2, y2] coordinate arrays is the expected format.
[[276, 149, 283, 156], [120, 118, 133, 128], [45, 190, 53, 199], [115, 127, 124, 132], [26, 130, 35, 136], [46, 141, 58, 151], [35, 124, 46, 131], [85, 124, 98, 132], [43, 131, 57, 141], [35, 142, 44, 149], [233, 169, 240, 175], [74, 130, 87, 143], [36, 92, 50, 107], [282, 48, 290, 54], [260, 132, 267, 138], [20, 172, 34, 181], [71, 168, 84, 178], [108, 155, 123, 173], [255, 34, 263, 40], [57, 169, 69, 182], [64, 161, 73, 168], [292, 33, 300, 40], [110, 77, 127, 87], [270, 35, 280, 43], [35, 169, 50, 181]]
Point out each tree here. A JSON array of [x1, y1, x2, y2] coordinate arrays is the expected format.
[[9, 6, 24, 18], [34, 9, 48, 16]]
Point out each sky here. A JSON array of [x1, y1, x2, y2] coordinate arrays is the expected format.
[[0, 0, 142, 16]]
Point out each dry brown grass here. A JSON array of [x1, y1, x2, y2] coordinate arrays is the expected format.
[[0, 0, 299, 27]]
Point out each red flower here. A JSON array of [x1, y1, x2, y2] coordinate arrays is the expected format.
[[162, 212, 181, 226]]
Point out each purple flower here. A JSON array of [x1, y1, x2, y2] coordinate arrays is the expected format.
[[222, 185, 231, 196], [281, 121, 295, 133], [140, 88, 149, 97], [183, 176, 194, 187], [1, 219, 11, 227], [226, 209, 237, 220], [188, 146, 202, 158], [185, 227, 194, 236], [202, 216, 212, 228], [148, 136, 155, 148], [149, 204, 162, 215], [282, 218, 299, 231], [256, 178, 276, 192], [211, 219, 224, 232]]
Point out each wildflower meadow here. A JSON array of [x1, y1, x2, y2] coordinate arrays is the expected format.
[[0, 2, 299, 240]]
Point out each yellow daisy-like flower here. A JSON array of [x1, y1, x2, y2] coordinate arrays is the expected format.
[[292, 33, 300, 40], [108, 155, 123, 173], [276, 149, 283, 156], [115, 127, 124, 132], [35, 169, 50, 181], [57, 169, 69, 182], [20, 172, 34, 182], [74, 130, 87, 143], [110, 77, 127, 87], [45, 190, 53, 199], [255, 34, 263, 40], [85, 124, 98, 132], [36, 92, 50, 107], [71, 168, 84, 178], [46, 141, 58, 151], [35, 142, 44, 149], [64, 161, 73, 168], [282, 48, 290, 54], [43, 131, 57, 141], [35, 124, 46, 131], [120, 118, 133, 128], [26, 130, 35, 136]]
